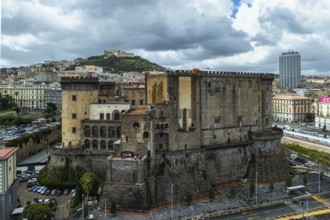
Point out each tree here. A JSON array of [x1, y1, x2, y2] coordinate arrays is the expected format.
[[306, 113, 315, 123], [44, 102, 57, 119], [23, 203, 52, 220], [208, 187, 215, 200], [80, 172, 99, 209], [110, 201, 117, 216], [184, 191, 193, 205]]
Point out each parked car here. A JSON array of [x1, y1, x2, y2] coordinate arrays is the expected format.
[[51, 189, 57, 195], [56, 190, 63, 196], [33, 186, 41, 192], [29, 185, 39, 192], [63, 188, 70, 195], [40, 187, 48, 195], [26, 181, 38, 188], [45, 189, 52, 195]]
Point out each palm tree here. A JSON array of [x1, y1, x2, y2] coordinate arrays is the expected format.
[[80, 172, 99, 209]]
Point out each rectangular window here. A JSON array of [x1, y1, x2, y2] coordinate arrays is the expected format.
[[140, 92, 144, 97], [72, 127, 76, 133], [214, 119, 220, 128], [237, 116, 243, 127], [72, 95, 76, 101], [132, 100, 135, 106], [100, 113, 104, 120], [72, 113, 76, 119], [106, 113, 110, 120], [140, 100, 144, 105]]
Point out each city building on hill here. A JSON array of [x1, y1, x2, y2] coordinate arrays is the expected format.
[[0, 72, 60, 110], [279, 50, 301, 89], [315, 96, 330, 130], [272, 94, 311, 123], [0, 147, 19, 220]]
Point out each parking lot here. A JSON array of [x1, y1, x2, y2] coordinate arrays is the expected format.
[[18, 180, 71, 220]]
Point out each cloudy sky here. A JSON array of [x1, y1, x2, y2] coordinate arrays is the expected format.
[[1, 0, 330, 74]]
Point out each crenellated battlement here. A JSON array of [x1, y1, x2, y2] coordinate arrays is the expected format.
[[61, 76, 99, 83], [166, 69, 274, 79]]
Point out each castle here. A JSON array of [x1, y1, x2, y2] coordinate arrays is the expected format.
[[49, 69, 289, 210]]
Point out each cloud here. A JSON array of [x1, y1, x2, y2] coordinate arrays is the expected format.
[[1, 0, 330, 74]]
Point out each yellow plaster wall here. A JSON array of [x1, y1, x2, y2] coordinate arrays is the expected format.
[[179, 77, 192, 128], [147, 75, 168, 104], [62, 90, 98, 148]]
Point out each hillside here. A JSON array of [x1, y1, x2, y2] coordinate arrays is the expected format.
[[69, 55, 165, 72]]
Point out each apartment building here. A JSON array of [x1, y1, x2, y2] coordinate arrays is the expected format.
[[273, 94, 311, 123], [0, 147, 19, 220]]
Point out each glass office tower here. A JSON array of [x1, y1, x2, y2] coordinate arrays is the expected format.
[[279, 51, 301, 89]]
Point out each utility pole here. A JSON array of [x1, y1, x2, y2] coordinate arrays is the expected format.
[[171, 182, 173, 220], [318, 163, 321, 193], [82, 194, 84, 220], [255, 170, 258, 205]]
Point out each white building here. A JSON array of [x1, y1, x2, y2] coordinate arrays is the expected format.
[[315, 96, 330, 129]]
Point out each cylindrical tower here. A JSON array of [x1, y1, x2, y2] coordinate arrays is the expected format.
[[61, 77, 99, 148]]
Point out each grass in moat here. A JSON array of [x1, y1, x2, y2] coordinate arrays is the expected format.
[[283, 143, 330, 167]]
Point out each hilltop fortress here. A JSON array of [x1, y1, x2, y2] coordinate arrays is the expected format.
[[48, 70, 289, 210]]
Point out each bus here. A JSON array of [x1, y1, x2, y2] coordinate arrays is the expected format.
[[287, 185, 305, 196]]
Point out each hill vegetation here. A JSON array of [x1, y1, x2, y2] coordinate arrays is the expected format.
[[68, 55, 165, 72]]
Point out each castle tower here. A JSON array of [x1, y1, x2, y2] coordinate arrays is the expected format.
[[61, 77, 99, 148]]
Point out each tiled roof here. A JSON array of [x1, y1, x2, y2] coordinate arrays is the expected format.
[[0, 147, 18, 160]]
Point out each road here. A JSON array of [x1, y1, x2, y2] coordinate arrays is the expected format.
[[211, 194, 330, 220], [281, 136, 330, 154]]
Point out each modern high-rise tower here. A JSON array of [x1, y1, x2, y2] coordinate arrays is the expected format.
[[279, 50, 301, 89]]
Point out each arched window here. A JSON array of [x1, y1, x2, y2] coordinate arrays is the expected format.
[[100, 126, 106, 137], [92, 126, 98, 137], [116, 126, 121, 137], [92, 140, 98, 149], [108, 126, 115, 137], [108, 140, 114, 150], [84, 126, 90, 137], [133, 122, 140, 129], [100, 140, 106, 150], [113, 110, 120, 120], [84, 139, 90, 149]]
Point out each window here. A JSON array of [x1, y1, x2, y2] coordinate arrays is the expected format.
[[72, 127, 76, 133], [92, 140, 98, 149], [140, 92, 144, 97], [214, 119, 220, 128], [72, 113, 77, 119], [100, 126, 107, 137], [100, 140, 106, 150], [132, 100, 135, 106], [92, 126, 98, 137], [125, 92, 128, 97], [159, 144, 163, 149], [133, 122, 140, 129], [116, 127, 121, 137], [140, 100, 144, 105], [84, 126, 91, 137], [84, 140, 90, 149], [108, 140, 114, 150], [100, 113, 104, 120], [113, 110, 120, 120], [143, 131, 149, 138], [72, 95, 76, 101], [237, 116, 243, 127], [106, 113, 110, 120], [132, 91, 135, 97]]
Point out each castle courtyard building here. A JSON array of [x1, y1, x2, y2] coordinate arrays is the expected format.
[[50, 70, 289, 210]]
